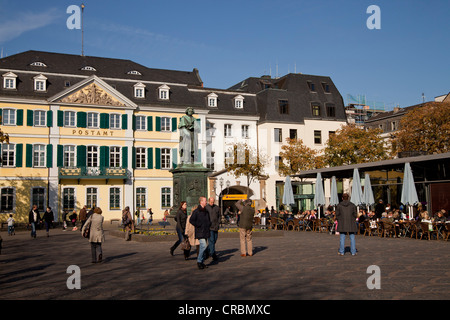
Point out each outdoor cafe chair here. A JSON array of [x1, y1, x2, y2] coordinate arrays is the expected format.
[[363, 220, 374, 236], [381, 221, 397, 238], [409, 221, 419, 239], [445, 223, 450, 241], [292, 218, 301, 231], [420, 222, 437, 240]]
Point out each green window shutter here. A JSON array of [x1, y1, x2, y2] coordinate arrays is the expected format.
[[15, 144, 23, 167], [27, 110, 34, 126], [131, 147, 136, 169], [100, 113, 109, 129], [155, 116, 161, 132], [0, 109, 2, 125], [147, 147, 153, 169], [132, 115, 136, 131], [155, 148, 161, 169], [121, 114, 128, 130], [171, 117, 177, 132], [77, 111, 87, 128], [57, 145, 64, 167], [25, 144, 33, 168], [196, 118, 201, 132], [46, 144, 53, 168], [57, 110, 64, 127], [100, 146, 109, 167], [172, 148, 177, 169], [77, 145, 86, 167], [147, 116, 153, 131], [16, 109, 23, 126], [122, 146, 128, 168], [47, 110, 53, 127]]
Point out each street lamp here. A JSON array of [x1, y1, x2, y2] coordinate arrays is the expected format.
[[219, 177, 224, 225]]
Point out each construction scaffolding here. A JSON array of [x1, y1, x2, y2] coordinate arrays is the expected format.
[[345, 94, 387, 124]]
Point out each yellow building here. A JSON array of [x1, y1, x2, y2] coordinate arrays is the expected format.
[[0, 50, 205, 223]]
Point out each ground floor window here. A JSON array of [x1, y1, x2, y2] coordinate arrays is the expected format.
[[109, 187, 120, 210], [87, 187, 98, 209], [161, 187, 171, 208], [32, 187, 46, 212], [136, 187, 146, 209], [63, 188, 75, 211], [0, 187, 14, 212]]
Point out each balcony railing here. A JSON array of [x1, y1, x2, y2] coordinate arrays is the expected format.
[[58, 166, 129, 181]]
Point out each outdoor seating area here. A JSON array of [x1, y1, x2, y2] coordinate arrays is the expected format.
[[255, 215, 450, 241]]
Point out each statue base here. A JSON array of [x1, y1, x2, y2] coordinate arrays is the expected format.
[[169, 163, 212, 219]]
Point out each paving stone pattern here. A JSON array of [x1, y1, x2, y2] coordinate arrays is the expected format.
[[0, 224, 449, 300]]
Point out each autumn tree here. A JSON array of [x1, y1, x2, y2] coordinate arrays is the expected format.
[[391, 101, 450, 155], [277, 138, 325, 176], [323, 124, 389, 167], [225, 142, 270, 196]]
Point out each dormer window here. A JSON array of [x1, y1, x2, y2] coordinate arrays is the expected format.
[[234, 95, 244, 109], [2, 72, 17, 89], [81, 66, 96, 71], [134, 82, 146, 98], [158, 84, 170, 100], [33, 74, 47, 92], [207, 93, 218, 107], [30, 61, 47, 67], [127, 70, 142, 75]]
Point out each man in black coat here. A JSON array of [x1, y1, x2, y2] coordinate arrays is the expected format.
[[28, 205, 41, 238], [189, 197, 211, 269], [336, 193, 358, 256], [206, 197, 220, 261]]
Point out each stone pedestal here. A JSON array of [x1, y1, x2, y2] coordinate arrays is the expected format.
[[169, 164, 212, 217]]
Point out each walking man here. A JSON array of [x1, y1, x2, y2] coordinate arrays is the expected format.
[[336, 193, 358, 256], [189, 197, 211, 269], [206, 197, 221, 261]]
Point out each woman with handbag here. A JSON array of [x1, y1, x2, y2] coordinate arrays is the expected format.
[[170, 201, 190, 260], [81, 207, 105, 263]]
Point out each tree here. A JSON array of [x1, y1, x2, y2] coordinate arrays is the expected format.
[[323, 124, 389, 167], [391, 102, 450, 155], [225, 142, 270, 196], [277, 138, 325, 176]]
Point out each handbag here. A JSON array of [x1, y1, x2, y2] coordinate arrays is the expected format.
[[83, 218, 92, 238], [180, 237, 191, 251]]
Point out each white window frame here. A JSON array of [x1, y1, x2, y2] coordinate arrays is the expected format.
[[33, 144, 46, 168], [224, 124, 232, 137], [86, 187, 98, 209], [33, 74, 47, 92], [136, 147, 146, 169], [62, 187, 76, 211], [64, 110, 76, 127], [1, 143, 15, 167], [2, 72, 17, 89], [63, 145, 76, 168], [109, 113, 121, 130], [135, 115, 146, 131], [158, 84, 170, 100], [87, 112, 99, 129], [161, 117, 171, 132], [109, 146, 121, 168], [109, 187, 121, 210], [161, 148, 171, 170], [87, 145, 99, 168], [2, 108, 16, 126], [33, 110, 46, 127], [234, 95, 244, 109], [0, 187, 15, 212], [161, 186, 172, 209], [207, 93, 218, 107], [242, 125, 249, 139], [134, 82, 146, 98], [136, 187, 147, 209]]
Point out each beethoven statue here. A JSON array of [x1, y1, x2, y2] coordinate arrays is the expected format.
[[178, 107, 199, 165]]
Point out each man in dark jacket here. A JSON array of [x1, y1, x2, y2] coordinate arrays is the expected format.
[[336, 193, 358, 256], [206, 197, 220, 261], [29, 205, 41, 238], [189, 197, 211, 269], [236, 199, 255, 257]]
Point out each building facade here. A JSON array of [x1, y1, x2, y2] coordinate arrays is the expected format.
[[0, 50, 348, 222]]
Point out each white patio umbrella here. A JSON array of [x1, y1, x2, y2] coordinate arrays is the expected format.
[[314, 172, 326, 218], [401, 162, 419, 220], [362, 173, 375, 211], [282, 175, 295, 210], [351, 168, 364, 211], [330, 176, 339, 209]]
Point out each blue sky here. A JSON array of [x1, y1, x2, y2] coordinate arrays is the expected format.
[[0, 0, 449, 109]]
